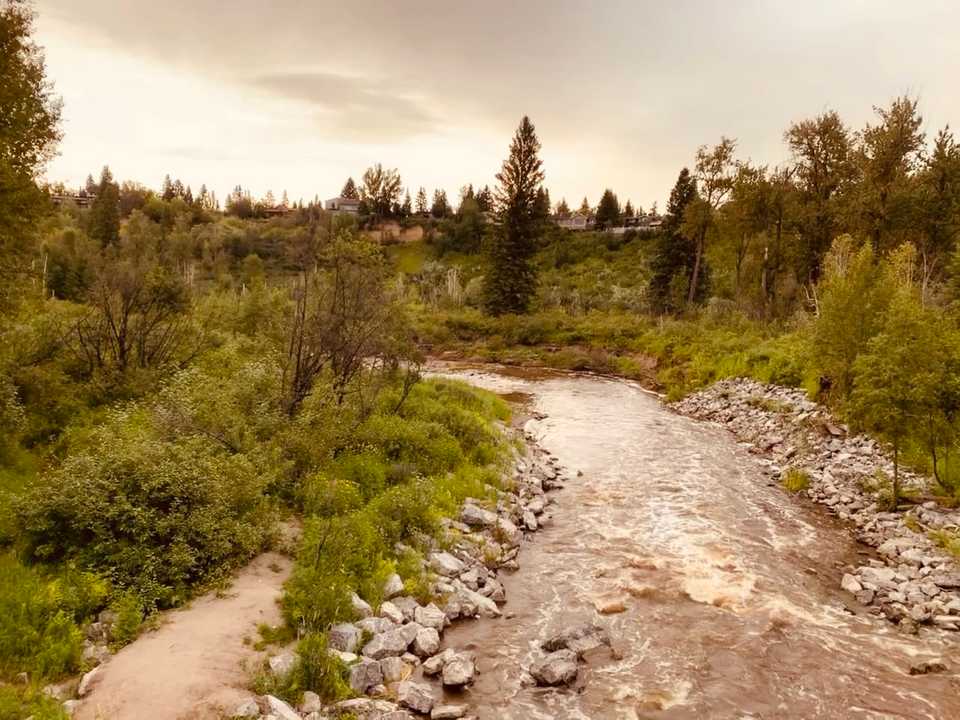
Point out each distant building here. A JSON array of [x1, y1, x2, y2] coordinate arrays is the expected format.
[[262, 205, 291, 217], [554, 212, 592, 231], [324, 196, 361, 214], [50, 193, 95, 208]]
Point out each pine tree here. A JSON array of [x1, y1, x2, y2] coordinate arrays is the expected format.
[[431, 189, 450, 219], [341, 177, 358, 199], [84, 173, 97, 196], [483, 116, 545, 315], [579, 197, 591, 215], [415, 187, 428, 214], [89, 165, 120, 246], [476, 185, 493, 212], [624, 200, 635, 218], [556, 198, 570, 217], [401, 190, 412, 217], [649, 168, 701, 312], [596, 189, 621, 229], [161, 174, 174, 201]]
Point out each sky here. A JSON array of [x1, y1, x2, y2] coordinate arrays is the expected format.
[[32, 0, 960, 210]]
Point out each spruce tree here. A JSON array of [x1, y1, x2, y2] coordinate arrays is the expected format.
[[341, 177, 358, 199], [415, 187, 428, 214], [596, 189, 621, 229], [649, 168, 702, 312], [89, 165, 120, 246], [483, 116, 545, 315]]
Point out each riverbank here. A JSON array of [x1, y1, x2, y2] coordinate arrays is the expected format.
[[674, 378, 960, 638], [221, 407, 570, 720]]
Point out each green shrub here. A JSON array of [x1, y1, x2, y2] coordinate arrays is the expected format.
[[17, 415, 272, 609], [110, 593, 144, 648], [0, 555, 101, 681], [781, 468, 811, 493]]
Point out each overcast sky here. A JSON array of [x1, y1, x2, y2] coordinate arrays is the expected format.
[[33, 0, 960, 209]]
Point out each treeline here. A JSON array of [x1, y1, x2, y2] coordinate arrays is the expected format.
[[648, 97, 959, 316]]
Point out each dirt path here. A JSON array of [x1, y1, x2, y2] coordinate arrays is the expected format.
[[76, 552, 291, 720]]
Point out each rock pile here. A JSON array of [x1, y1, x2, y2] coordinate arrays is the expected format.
[[675, 377, 960, 634], [228, 432, 568, 719]]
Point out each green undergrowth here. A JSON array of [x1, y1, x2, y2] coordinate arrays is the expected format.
[[780, 468, 811, 493]]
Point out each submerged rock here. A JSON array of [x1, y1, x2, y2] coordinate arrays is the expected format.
[[530, 649, 579, 686]]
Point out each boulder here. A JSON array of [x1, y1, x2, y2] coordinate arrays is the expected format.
[[391, 596, 421, 621], [461, 504, 498, 527], [412, 627, 441, 658], [380, 601, 405, 625], [352, 592, 373, 618], [268, 649, 297, 678], [840, 573, 863, 594], [266, 695, 302, 720], [363, 629, 411, 659], [380, 656, 412, 683], [357, 617, 395, 635], [495, 517, 522, 546], [910, 659, 948, 675], [335, 698, 405, 718], [62, 700, 80, 717], [301, 691, 322, 713], [398, 621, 425, 645], [422, 648, 455, 676], [232, 699, 262, 719], [430, 552, 466, 577], [77, 667, 100, 698], [530, 649, 579, 686], [384, 573, 405, 599], [414, 603, 447, 631], [541, 622, 609, 656], [350, 658, 385, 694], [441, 653, 476, 687], [431, 705, 468, 719], [397, 681, 434, 715], [330, 623, 361, 653]]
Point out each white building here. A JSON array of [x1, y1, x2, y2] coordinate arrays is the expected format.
[[324, 196, 361, 214]]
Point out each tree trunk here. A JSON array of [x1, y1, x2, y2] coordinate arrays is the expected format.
[[687, 227, 706, 306]]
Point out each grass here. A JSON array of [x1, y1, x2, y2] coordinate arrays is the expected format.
[[928, 528, 960, 560], [781, 468, 811, 493]]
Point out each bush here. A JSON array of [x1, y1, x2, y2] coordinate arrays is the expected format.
[[0, 554, 104, 681], [17, 415, 272, 609], [781, 468, 810, 493]]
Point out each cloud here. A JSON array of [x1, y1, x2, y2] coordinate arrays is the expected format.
[[249, 70, 438, 142]]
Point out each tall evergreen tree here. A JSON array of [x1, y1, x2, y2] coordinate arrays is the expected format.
[[596, 189, 621, 229], [431, 189, 450, 219], [555, 198, 571, 216], [415, 187, 428, 214], [340, 177, 359, 199], [579, 197, 591, 215], [401, 190, 412, 217], [89, 166, 120, 246], [483, 116, 545, 315], [623, 200, 635, 218], [648, 168, 701, 312], [476, 185, 493, 212]]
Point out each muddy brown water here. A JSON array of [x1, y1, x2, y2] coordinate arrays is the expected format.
[[433, 365, 960, 720]]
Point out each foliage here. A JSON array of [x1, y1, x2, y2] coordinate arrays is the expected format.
[[483, 116, 545, 315], [781, 468, 810, 493]]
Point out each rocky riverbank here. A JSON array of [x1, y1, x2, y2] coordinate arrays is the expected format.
[[226, 422, 572, 720], [674, 378, 960, 640]]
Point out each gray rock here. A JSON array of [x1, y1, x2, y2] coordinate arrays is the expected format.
[[335, 698, 404, 717], [530, 649, 579, 686], [363, 628, 411, 659], [422, 648, 455, 676], [430, 552, 466, 577], [352, 592, 373, 618], [841, 573, 863, 594], [350, 658, 385, 693], [397, 681, 434, 714], [441, 653, 476, 687], [397, 621, 424, 645], [541, 622, 609, 655], [330, 622, 361, 653], [495, 517, 522, 546], [384, 573, 405, 599], [301, 691, 322, 713], [380, 600, 405, 624], [412, 627, 441, 658], [391, 596, 421, 621], [461, 504, 498, 527], [432, 705, 468, 719], [269, 649, 297, 678], [380, 656, 412, 683], [77, 667, 100, 698], [357, 616, 395, 636], [266, 695, 301, 720], [522, 510, 538, 531], [414, 603, 447, 631], [910, 659, 948, 675], [62, 700, 80, 717]]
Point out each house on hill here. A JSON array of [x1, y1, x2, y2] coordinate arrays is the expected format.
[[324, 196, 361, 214], [554, 212, 592, 231]]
